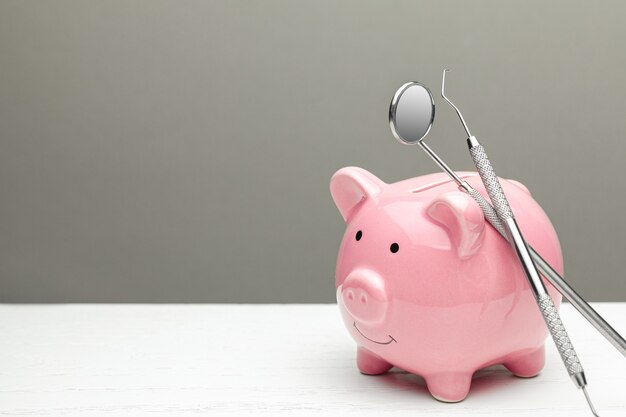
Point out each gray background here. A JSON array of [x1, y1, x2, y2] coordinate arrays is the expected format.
[[1, 1, 625, 302]]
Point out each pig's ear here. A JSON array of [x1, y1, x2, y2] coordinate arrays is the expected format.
[[330, 167, 385, 222], [426, 191, 486, 259]]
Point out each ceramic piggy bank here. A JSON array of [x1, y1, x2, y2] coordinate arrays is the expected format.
[[330, 167, 563, 402]]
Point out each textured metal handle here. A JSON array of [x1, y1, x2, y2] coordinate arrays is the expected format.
[[468, 140, 586, 382], [469, 144, 514, 220], [538, 292, 584, 376], [532, 248, 626, 358], [465, 186, 507, 236]]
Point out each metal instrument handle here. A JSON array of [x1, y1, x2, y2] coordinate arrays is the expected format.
[[468, 142, 513, 220], [467, 138, 587, 388], [530, 247, 626, 357], [539, 292, 585, 377]]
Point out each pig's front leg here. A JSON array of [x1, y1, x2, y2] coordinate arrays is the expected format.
[[356, 346, 393, 375], [503, 345, 545, 378], [425, 372, 472, 403]]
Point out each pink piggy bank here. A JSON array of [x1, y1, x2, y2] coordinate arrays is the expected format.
[[330, 167, 563, 402]]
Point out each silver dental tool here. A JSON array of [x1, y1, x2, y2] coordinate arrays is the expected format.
[[440, 68, 599, 416], [388, 80, 626, 360]]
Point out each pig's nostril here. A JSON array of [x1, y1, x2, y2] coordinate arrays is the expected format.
[[347, 290, 354, 301], [360, 294, 367, 304]]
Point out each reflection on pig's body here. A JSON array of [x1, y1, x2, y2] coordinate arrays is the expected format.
[[330, 167, 563, 402]]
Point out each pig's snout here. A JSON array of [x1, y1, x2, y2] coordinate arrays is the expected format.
[[340, 270, 388, 325]]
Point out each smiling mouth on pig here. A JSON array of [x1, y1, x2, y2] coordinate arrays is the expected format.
[[353, 322, 397, 345]]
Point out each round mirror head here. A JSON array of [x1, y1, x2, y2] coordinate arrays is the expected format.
[[389, 82, 435, 144]]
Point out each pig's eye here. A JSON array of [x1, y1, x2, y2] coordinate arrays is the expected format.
[[355, 230, 362, 241], [390, 243, 399, 253]]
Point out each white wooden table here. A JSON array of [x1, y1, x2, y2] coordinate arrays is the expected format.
[[0, 303, 625, 416]]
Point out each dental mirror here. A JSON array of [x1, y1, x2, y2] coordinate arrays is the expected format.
[[389, 82, 435, 144]]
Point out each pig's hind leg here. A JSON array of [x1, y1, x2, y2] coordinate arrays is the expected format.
[[357, 346, 393, 375], [503, 345, 545, 378]]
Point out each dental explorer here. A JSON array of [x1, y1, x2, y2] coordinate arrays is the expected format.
[[441, 69, 599, 416], [388, 81, 626, 360]]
